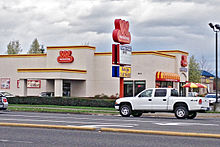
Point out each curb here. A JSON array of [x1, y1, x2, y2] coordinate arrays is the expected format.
[[1, 122, 220, 139], [101, 128, 220, 139], [0, 122, 96, 131]]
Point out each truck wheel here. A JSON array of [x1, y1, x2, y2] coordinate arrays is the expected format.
[[132, 112, 142, 117], [188, 112, 197, 119], [174, 106, 189, 119], [120, 104, 131, 117]]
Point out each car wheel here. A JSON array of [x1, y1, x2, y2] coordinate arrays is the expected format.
[[120, 104, 131, 117], [174, 106, 189, 119], [188, 112, 197, 119], [132, 112, 142, 117]]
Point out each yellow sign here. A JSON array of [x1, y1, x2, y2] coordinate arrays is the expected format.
[[206, 79, 210, 84], [120, 66, 131, 78]]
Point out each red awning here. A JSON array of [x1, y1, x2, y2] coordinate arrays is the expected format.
[[156, 72, 180, 82]]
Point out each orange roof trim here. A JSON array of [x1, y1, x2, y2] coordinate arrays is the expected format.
[[17, 68, 87, 74], [47, 46, 96, 50], [95, 52, 112, 56], [132, 51, 176, 58], [156, 50, 188, 56]]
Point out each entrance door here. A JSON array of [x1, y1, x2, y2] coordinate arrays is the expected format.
[[179, 82, 186, 96], [63, 82, 71, 97]]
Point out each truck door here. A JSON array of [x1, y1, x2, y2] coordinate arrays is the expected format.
[[132, 89, 153, 110], [151, 89, 168, 110]]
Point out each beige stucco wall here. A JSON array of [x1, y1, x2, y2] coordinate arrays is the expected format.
[[0, 46, 188, 97], [92, 51, 187, 96], [0, 55, 47, 96], [130, 53, 176, 88], [93, 54, 119, 96]]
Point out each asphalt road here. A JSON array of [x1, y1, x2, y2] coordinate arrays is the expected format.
[[0, 111, 220, 135], [1, 127, 220, 147]]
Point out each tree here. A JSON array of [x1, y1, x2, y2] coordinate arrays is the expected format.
[[199, 56, 213, 73], [189, 55, 201, 83], [40, 44, 45, 53], [7, 40, 22, 54], [28, 38, 41, 54]]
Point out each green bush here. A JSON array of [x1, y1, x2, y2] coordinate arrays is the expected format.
[[7, 97, 115, 108]]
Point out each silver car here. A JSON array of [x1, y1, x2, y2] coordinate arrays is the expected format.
[[205, 93, 220, 104], [0, 91, 14, 97], [0, 94, 8, 110]]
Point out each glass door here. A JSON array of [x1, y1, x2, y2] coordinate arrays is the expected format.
[[63, 82, 71, 97]]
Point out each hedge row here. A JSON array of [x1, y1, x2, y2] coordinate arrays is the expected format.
[[7, 97, 115, 108]]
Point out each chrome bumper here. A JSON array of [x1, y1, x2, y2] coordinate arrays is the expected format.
[[115, 104, 120, 110]]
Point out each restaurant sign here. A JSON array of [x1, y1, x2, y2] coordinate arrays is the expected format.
[[112, 19, 131, 44], [112, 66, 131, 78], [57, 50, 74, 63], [112, 44, 132, 65]]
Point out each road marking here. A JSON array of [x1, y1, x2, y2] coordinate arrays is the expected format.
[[74, 124, 137, 128], [0, 118, 138, 127], [0, 139, 32, 144], [3, 114, 156, 123], [155, 122, 219, 126]]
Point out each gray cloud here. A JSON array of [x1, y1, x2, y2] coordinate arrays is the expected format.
[[0, 0, 219, 73]]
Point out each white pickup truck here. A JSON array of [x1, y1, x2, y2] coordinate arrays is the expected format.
[[115, 88, 210, 119]]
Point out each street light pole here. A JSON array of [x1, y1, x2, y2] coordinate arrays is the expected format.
[[209, 23, 219, 105], [216, 31, 218, 104]]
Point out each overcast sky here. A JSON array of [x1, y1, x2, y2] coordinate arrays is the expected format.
[[1, 0, 220, 74]]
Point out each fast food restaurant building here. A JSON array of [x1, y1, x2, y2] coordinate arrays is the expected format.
[[0, 46, 189, 97]]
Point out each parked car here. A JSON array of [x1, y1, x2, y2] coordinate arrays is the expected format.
[[39, 92, 54, 97], [205, 93, 220, 104], [0, 91, 14, 97], [0, 94, 8, 110]]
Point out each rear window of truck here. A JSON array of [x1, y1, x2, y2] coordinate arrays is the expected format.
[[155, 89, 167, 97]]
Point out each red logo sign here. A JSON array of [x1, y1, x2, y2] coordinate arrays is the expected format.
[[181, 55, 187, 67], [112, 19, 131, 44], [57, 50, 74, 63]]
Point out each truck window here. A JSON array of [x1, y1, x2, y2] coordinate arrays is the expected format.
[[155, 89, 167, 97], [139, 89, 153, 97], [171, 89, 179, 97]]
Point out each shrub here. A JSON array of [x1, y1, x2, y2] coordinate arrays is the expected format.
[[7, 96, 115, 108]]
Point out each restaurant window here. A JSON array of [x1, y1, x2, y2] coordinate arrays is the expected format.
[[124, 81, 133, 97], [156, 81, 173, 88], [134, 81, 146, 96], [124, 80, 146, 97]]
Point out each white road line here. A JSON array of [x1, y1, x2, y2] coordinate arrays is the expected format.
[[0, 118, 139, 126], [3, 114, 157, 123], [78, 124, 136, 128], [155, 122, 219, 126], [0, 139, 32, 144]]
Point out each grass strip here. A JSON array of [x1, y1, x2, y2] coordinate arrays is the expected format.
[[8, 107, 118, 115], [9, 104, 115, 111]]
